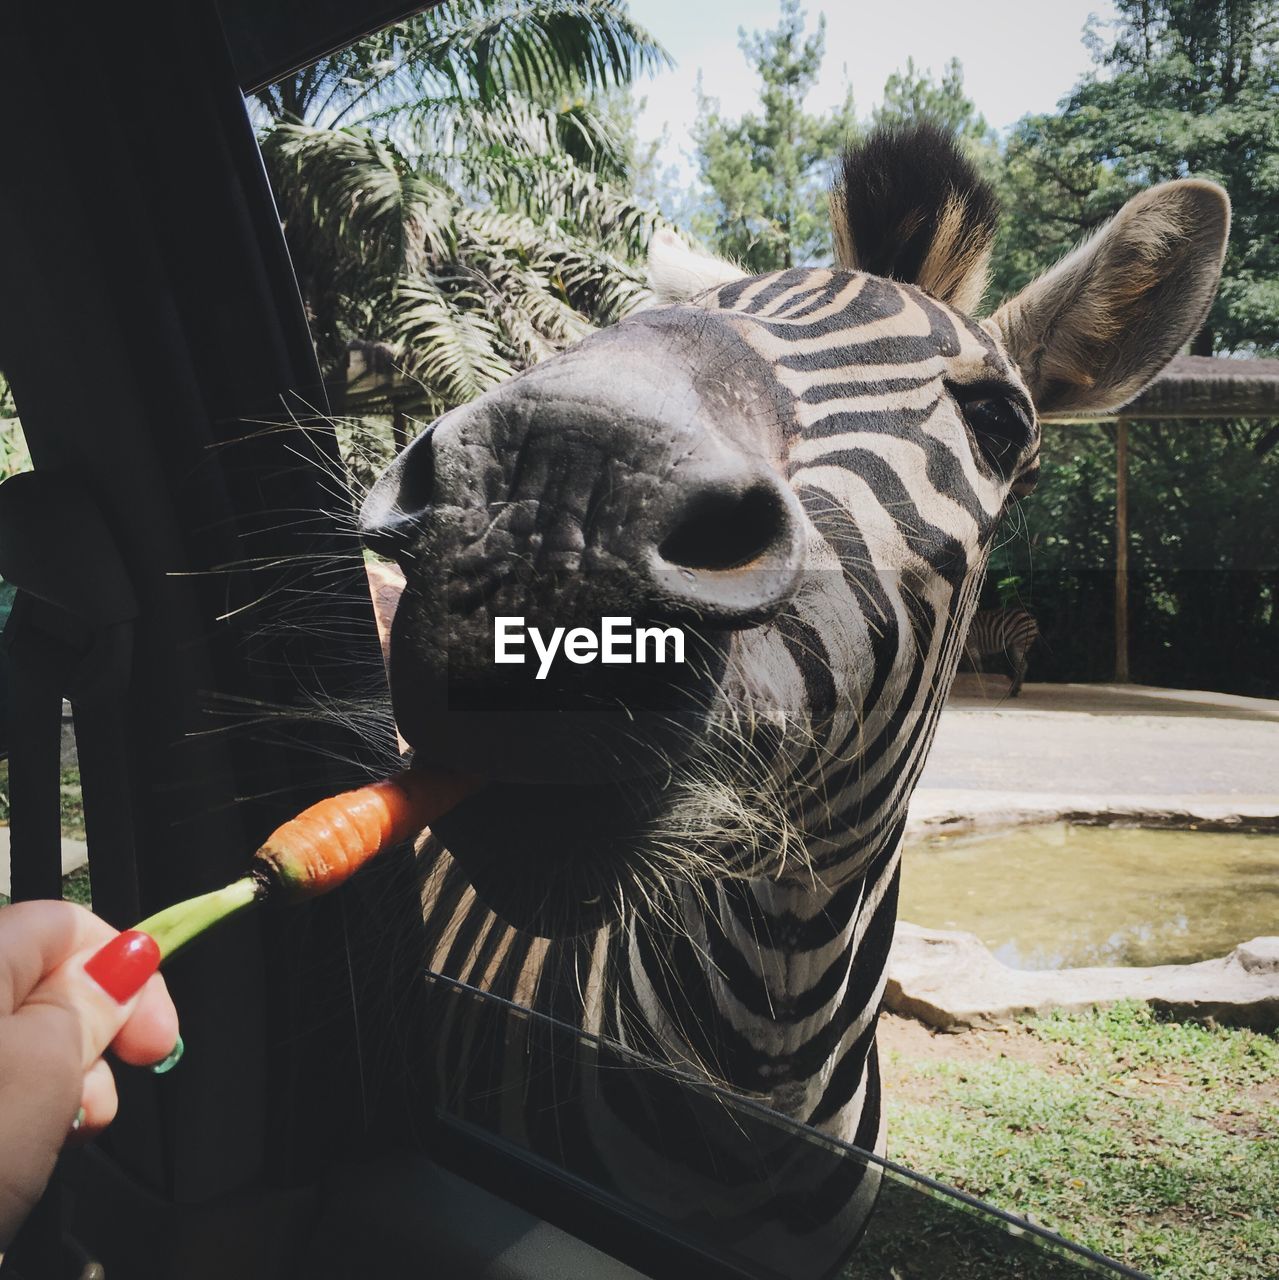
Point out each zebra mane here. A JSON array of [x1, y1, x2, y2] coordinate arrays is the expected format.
[[829, 121, 999, 315]]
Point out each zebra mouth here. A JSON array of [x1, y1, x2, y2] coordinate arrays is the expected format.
[[428, 769, 684, 936]]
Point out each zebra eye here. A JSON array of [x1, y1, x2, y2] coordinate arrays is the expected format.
[[949, 384, 1034, 480]]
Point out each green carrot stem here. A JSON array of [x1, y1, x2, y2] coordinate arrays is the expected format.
[[135, 876, 263, 963]]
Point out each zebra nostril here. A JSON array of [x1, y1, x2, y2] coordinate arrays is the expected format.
[[659, 483, 791, 572], [359, 426, 436, 558], [649, 472, 805, 629]]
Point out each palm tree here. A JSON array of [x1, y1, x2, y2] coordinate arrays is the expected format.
[[255, 1, 671, 428]]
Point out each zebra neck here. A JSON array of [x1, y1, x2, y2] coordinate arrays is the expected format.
[[622, 822, 903, 1131]]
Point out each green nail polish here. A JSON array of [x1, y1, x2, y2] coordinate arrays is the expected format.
[[148, 1035, 184, 1075], [71, 1106, 86, 1132]]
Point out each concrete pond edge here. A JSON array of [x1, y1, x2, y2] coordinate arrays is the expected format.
[[886, 924, 1279, 1032], [906, 789, 1279, 839]]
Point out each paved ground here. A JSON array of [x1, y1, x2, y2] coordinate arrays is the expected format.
[[911, 675, 1279, 833]]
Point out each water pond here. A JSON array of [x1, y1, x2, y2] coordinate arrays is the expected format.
[[899, 822, 1279, 970]]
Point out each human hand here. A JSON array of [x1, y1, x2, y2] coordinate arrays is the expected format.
[[0, 900, 180, 1249]]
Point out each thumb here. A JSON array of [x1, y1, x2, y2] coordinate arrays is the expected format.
[[23, 930, 162, 1069]]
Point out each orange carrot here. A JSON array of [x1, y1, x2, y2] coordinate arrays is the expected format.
[[135, 766, 480, 961], [255, 767, 480, 901]]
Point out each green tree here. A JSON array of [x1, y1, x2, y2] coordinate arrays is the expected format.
[[992, 420, 1279, 696], [993, 0, 1279, 353], [984, 3, 1279, 698], [255, 1, 672, 418], [988, 111, 1133, 306], [873, 56, 991, 143], [692, 0, 856, 272]]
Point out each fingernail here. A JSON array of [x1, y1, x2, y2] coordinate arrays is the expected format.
[[147, 1035, 184, 1075], [71, 1106, 86, 1133], [84, 930, 161, 1004]]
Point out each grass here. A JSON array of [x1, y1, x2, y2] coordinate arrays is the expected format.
[[59, 864, 93, 906], [882, 1004, 1279, 1279]]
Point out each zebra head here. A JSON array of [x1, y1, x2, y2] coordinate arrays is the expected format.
[[362, 124, 1228, 937]]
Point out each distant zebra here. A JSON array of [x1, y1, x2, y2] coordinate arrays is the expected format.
[[964, 607, 1040, 696]]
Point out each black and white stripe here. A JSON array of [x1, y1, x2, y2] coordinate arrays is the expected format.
[[413, 266, 1028, 1267], [376, 123, 1227, 1271]]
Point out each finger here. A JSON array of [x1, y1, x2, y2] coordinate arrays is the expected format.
[[110, 971, 180, 1067], [19, 930, 161, 1071], [73, 1058, 119, 1140], [0, 901, 115, 1015]]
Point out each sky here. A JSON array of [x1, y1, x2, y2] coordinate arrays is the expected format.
[[626, 0, 1122, 183]]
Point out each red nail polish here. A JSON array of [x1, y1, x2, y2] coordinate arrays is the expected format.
[[84, 930, 161, 1003]]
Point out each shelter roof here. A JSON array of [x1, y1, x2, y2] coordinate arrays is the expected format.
[[1046, 354, 1279, 423]]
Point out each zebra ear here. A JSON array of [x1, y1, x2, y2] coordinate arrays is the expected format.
[[647, 229, 748, 304], [990, 180, 1230, 417]]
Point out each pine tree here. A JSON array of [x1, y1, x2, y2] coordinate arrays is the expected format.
[[692, 0, 856, 272]]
